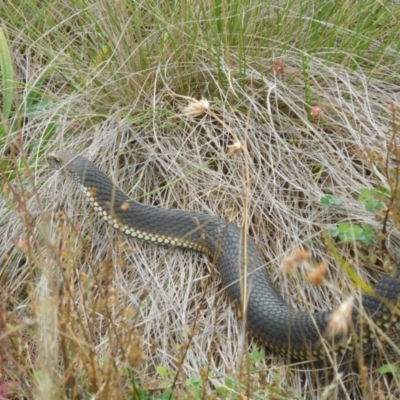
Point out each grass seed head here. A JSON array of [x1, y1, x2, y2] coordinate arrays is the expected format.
[[273, 59, 285, 74], [327, 296, 354, 339], [227, 141, 245, 154], [283, 248, 311, 273], [183, 98, 210, 118], [306, 263, 327, 285], [389, 101, 398, 113], [310, 106, 322, 118]]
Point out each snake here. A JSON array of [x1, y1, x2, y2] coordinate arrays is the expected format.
[[48, 150, 400, 359]]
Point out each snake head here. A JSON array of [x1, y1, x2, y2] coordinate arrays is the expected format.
[[47, 150, 93, 181], [47, 150, 79, 171], [47, 150, 117, 200], [47, 150, 94, 188]]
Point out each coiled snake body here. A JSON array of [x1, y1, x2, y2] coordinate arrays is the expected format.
[[48, 150, 400, 359]]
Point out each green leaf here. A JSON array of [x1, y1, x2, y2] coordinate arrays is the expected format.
[[329, 222, 376, 244], [156, 365, 171, 378], [225, 377, 235, 390], [216, 386, 228, 395], [337, 222, 362, 242], [379, 364, 398, 375], [249, 347, 264, 363], [186, 376, 202, 387], [358, 224, 376, 245], [358, 188, 387, 212], [321, 195, 342, 208]]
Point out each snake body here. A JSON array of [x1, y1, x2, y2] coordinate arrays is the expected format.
[[48, 150, 400, 359]]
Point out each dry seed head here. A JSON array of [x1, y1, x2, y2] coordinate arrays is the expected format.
[[127, 343, 147, 368], [273, 60, 285, 74], [283, 248, 311, 272], [310, 106, 322, 118], [306, 263, 327, 285], [389, 101, 398, 112], [227, 141, 245, 155], [327, 296, 354, 338], [183, 98, 210, 118], [56, 211, 67, 220]]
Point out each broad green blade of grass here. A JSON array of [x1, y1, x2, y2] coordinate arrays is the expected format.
[[0, 27, 14, 121]]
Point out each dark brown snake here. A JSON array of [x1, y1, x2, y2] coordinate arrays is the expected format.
[[48, 150, 400, 359]]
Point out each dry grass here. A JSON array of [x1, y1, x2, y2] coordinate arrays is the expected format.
[[2, 1, 400, 399]]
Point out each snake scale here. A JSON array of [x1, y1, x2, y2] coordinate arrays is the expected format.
[[48, 150, 400, 359]]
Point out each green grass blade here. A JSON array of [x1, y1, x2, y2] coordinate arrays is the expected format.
[[0, 28, 14, 120]]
